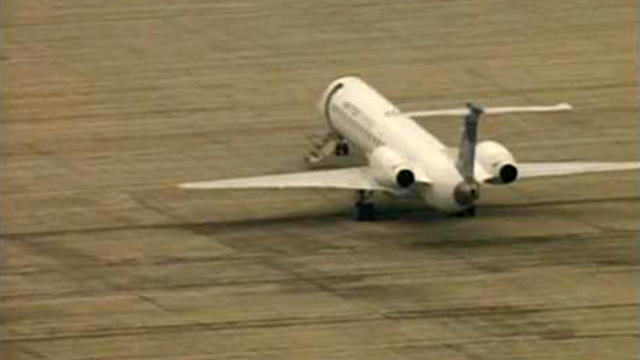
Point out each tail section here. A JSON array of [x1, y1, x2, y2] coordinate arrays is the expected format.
[[457, 104, 483, 180], [392, 102, 572, 207], [391, 102, 573, 181]]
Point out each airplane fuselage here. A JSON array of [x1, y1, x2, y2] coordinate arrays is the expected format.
[[321, 76, 467, 212]]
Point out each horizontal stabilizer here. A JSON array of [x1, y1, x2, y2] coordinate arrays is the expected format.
[[394, 103, 572, 118]]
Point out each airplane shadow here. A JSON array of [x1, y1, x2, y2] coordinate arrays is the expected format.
[[175, 194, 637, 254], [181, 195, 632, 236]]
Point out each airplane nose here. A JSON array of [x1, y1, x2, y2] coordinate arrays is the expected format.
[[453, 180, 480, 206]]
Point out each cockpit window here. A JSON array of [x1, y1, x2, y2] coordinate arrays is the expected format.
[[324, 83, 344, 122]]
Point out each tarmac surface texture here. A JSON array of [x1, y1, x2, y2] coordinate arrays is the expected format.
[[1, 1, 637, 359]]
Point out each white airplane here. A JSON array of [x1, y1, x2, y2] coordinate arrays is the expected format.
[[179, 76, 638, 220]]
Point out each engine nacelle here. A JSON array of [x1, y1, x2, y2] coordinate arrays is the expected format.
[[369, 146, 415, 188], [476, 141, 518, 184]]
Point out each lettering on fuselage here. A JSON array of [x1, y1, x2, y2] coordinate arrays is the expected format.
[[331, 101, 384, 149]]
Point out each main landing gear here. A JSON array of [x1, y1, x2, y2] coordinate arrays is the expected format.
[[355, 190, 375, 221], [455, 206, 477, 217]]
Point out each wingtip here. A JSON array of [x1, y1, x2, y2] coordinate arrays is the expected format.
[[558, 102, 573, 110]]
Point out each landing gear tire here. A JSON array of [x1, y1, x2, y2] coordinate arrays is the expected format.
[[334, 142, 350, 156], [455, 206, 477, 218], [466, 206, 476, 217], [356, 202, 375, 221], [355, 190, 375, 221]]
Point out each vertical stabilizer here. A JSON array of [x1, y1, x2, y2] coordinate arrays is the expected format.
[[457, 103, 483, 179]]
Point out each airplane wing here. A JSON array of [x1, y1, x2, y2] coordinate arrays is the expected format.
[[179, 167, 394, 192], [517, 161, 639, 179]]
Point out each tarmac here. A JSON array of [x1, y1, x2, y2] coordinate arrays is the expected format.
[[1, 0, 637, 359]]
